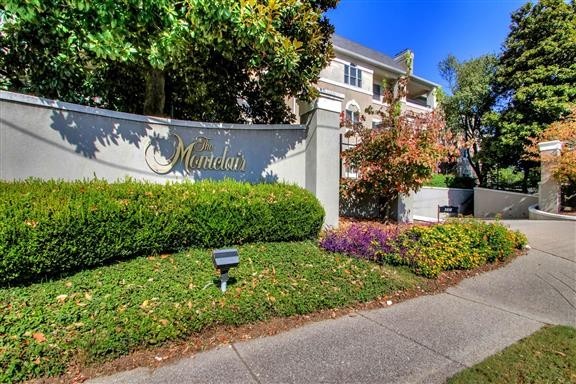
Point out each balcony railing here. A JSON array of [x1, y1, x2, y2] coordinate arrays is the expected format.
[[406, 99, 432, 112]]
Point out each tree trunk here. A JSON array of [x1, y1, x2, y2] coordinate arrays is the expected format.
[[522, 165, 530, 193], [468, 156, 484, 185], [143, 69, 165, 116]]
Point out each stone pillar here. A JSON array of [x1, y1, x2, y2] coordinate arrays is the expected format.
[[538, 140, 562, 213], [299, 89, 344, 228], [426, 88, 437, 109]]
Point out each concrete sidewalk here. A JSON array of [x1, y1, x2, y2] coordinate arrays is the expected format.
[[89, 221, 576, 384]]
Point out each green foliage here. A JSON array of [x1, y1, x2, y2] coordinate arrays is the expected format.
[[439, 54, 498, 185], [425, 174, 476, 189], [0, 179, 324, 286], [447, 325, 576, 384], [495, 167, 524, 185], [425, 174, 451, 187], [383, 220, 527, 278], [527, 106, 576, 187], [0, 241, 419, 383], [0, 0, 337, 123], [492, 0, 576, 178]]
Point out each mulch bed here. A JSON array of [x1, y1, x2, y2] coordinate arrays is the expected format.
[[27, 218, 525, 384]]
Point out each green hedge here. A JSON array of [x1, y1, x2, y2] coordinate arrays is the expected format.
[[383, 220, 527, 278], [0, 179, 324, 286], [425, 174, 476, 189]]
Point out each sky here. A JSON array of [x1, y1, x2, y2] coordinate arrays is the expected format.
[[326, 0, 527, 90]]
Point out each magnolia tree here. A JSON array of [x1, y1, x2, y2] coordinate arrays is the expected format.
[[341, 77, 455, 217], [0, 0, 337, 123]]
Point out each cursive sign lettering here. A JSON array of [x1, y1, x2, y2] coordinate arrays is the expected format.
[[145, 134, 246, 174]]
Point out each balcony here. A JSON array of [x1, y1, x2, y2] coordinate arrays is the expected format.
[[405, 98, 432, 113]]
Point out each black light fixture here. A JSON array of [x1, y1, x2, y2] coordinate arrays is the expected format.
[[212, 248, 239, 292]]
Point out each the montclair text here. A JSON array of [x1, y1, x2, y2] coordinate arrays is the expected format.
[[145, 134, 246, 174]]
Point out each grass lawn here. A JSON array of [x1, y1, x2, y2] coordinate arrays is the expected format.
[[0, 241, 421, 383], [447, 325, 576, 384]]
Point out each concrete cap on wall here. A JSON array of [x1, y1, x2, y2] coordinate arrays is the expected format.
[[538, 140, 562, 152], [298, 89, 344, 116]]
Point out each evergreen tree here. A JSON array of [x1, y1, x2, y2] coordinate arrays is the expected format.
[[0, 0, 338, 123], [493, 0, 576, 188], [439, 54, 498, 185]]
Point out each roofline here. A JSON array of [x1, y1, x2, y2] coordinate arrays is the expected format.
[[411, 74, 440, 88], [333, 45, 439, 89], [333, 45, 405, 75]]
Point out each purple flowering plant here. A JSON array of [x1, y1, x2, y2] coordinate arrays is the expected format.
[[319, 223, 398, 262]]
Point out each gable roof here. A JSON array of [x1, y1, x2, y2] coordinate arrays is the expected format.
[[331, 34, 407, 73]]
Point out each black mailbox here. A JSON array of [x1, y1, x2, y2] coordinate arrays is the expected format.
[[438, 205, 458, 214], [437, 205, 459, 222]]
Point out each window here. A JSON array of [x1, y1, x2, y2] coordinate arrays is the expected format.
[[340, 134, 359, 179], [345, 109, 360, 124], [372, 83, 381, 101], [344, 64, 362, 88], [372, 120, 382, 129]]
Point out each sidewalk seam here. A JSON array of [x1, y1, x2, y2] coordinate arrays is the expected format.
[[356, 312, 470, 369], [231, 343, 262, 384], [445, 292, 549, 325], [531, 247, 575, 264]]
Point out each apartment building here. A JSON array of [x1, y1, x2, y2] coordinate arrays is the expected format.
[[320, 34, 437, 125], [299, 34, 439, 178]]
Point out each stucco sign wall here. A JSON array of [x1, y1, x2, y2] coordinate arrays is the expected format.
[[0, 91, 305, 186], [0, 90, 343, 227]]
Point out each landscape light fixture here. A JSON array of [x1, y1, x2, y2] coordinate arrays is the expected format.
[[212, 248, 239, 292]]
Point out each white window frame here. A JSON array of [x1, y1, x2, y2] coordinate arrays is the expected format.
[[344, 64, 362, 88]]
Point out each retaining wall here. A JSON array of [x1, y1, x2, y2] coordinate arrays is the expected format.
[[474, 187, 538, 219], [410, 187, 474, 221]]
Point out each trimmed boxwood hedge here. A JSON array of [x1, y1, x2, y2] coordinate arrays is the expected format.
[[0, 179, 324, 286]]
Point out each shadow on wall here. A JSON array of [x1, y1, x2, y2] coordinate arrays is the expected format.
[[339, 192, 399, 221], [48, 106, 305, 183], [447, 188, 474, 215], [50, 109, 148, 159]]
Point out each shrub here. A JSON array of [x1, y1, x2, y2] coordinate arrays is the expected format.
[[0, 179, 324, 286], [425, 174, 476, 189], [446, 176, 476, 189], [384, 219, 527, 278], [319, 223, 398, 261], [425, 174, 450, 187]]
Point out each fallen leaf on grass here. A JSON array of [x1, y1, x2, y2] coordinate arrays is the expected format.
[[56, 294, 68, 303], [32, 332, 46, 343]]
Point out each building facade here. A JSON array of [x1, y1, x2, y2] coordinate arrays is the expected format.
[[319, 35, 438, 126], [293, 34, 440, 178]]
